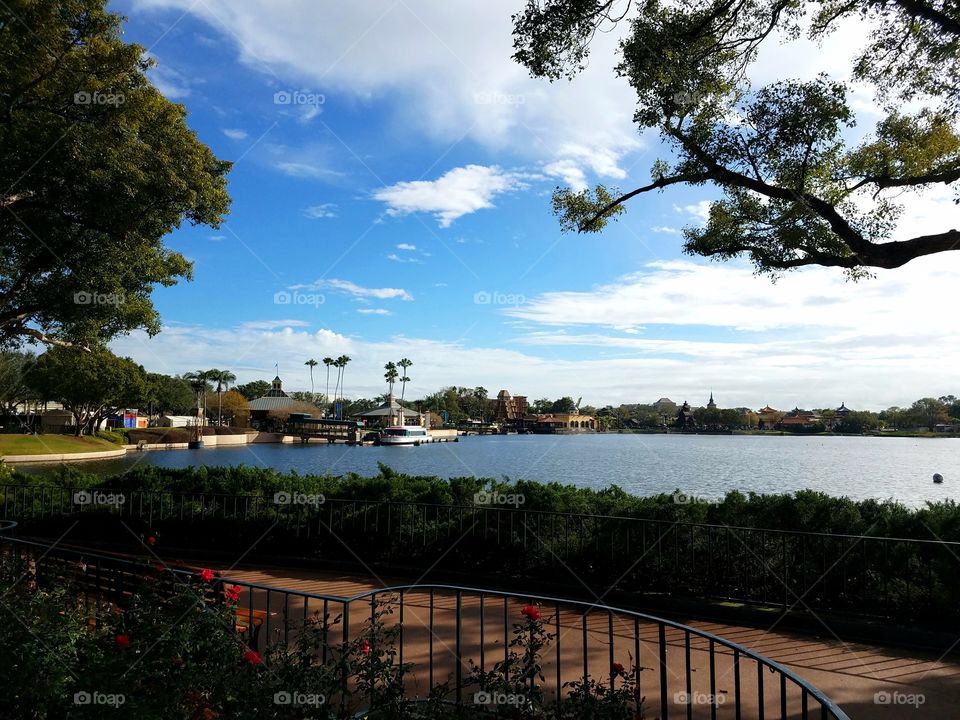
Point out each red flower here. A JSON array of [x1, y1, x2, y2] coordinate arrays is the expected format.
[[243, 649, 262, 665], [199, 568, 215, 583], [115, 634, 130, 648], [521, 605, 541, 621], [147, 536, 156, 545], [612, 662, 624, 674], [224, 585, 242, 602], [361, 640, 371, 655]]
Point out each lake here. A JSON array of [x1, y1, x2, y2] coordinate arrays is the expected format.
[[16, 433, 960, 507]]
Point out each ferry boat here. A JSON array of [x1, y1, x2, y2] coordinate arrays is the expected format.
[[378, 426, 431, 446]]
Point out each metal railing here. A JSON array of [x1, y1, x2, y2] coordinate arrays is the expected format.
[[3, 485, 959, 625], [0, 534, 851, 719]]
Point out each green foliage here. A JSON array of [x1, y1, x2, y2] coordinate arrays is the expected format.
[[514, 0, 960, 275], [25, 346, 147, 435], [236, 380, 272, 401], [0, 0, 231, 347], [95, 429, 126, 445], [145, 373, 195, 415]]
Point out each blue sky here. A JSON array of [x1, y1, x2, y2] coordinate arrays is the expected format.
[[108, 0, 960, 410]]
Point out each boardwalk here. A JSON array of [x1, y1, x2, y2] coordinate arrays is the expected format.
[[209, 562, 960, 719]]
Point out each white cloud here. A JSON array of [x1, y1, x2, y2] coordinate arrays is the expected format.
[[357, 308, 391, 315], [374, 165, 526, 227], [674, 201, 712, 224], [134, 0, 641, 187], [386, 253, 422, 264], [303, 203, 337, 219], [651, 226, 681, 235], [223, 128, 248, 140], [276, 162, 337, 179], [295, 278, 413, 301], [396, 243, 416, 251], [145, 57, 191, 98]]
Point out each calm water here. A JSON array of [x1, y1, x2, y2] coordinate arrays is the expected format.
[[16, 434, 960, 507]]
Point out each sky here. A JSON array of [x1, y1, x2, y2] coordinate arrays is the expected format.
[[106, 0, 960, 411]]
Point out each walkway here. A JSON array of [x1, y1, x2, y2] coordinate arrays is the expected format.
[[209, 562, 960, 719]]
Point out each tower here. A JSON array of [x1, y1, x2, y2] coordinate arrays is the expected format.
[[707, 391, 716, 410]]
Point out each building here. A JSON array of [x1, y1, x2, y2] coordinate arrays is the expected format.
[[157, 415, 196, 428], [352, 395, 422, 428], [707, 392, 716, 410], [757, 405, 782, 429], [779, 408, 824, 431], [247, 376, 299, 428], [492, 390, 528, 425], [525, 412, 595, 433], [676, 401, 696, 430]]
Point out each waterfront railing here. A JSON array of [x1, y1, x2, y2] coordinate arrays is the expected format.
[[1, 534, 851, 719]]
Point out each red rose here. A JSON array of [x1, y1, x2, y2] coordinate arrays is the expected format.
[[147, 536, 156, 545], [612, 662, 624, 673], [115, 634, 130, 647], [224, 585, 242, 602], [521, 605, 541, 621], [243, 650, 262, 665], [199, 568, 215, 583], [361, 640, 371, 655]]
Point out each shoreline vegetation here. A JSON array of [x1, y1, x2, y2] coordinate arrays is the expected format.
[[6, 463, 959, 542]]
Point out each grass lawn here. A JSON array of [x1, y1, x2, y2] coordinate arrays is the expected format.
[[0, 434, 119, 456]]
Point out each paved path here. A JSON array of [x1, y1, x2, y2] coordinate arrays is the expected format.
[[209, 562, 960, 720]]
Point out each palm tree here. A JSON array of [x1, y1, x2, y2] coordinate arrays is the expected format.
[[397, 358, 412, 425], [322, 356, 333, 413], [211, 369, 236, 426], [384, 362, 398, 397], [305, 359, 318, 400], [336, 355, 351, 418]]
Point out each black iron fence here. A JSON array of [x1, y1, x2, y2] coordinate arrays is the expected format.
[[3, 485, 959, 627], [1, 534, 850, 719]]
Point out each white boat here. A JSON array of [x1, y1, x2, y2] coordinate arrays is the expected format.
[[379, 426, 431, 445]]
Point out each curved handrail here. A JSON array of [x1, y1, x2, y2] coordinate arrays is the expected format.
[[1, 534, 851, 719]]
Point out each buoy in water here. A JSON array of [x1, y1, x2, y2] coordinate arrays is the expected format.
[[934, 473, 944, 484]]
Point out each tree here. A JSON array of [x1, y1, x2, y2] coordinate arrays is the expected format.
[[0, 0, 230, 348], [236, 380, 270, 401], [25, 346, 146, 435], [322, 357, 334, 413], [531, 398, 553, 414], [939, 394, 960, 420], [305, 359, 318, 398], [513, 0, 960, 277], [204, 389, 249, 427], [835, 410, 880, 433], [0, 350, 36, 414], [333, 355, 351, 418], [144, 372, 194, 416], [384, 362, 399, 397], [397, 358, 413, 403], [905, 397, 950, 429], [550, 396, 577, 413], [209, 369, 236, 426]]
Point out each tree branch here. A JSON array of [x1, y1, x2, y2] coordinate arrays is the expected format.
[[578, 172, 711, 231]]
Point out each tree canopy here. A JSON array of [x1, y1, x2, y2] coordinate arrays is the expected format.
[[0, 0, 231, 347], [513, 0, 960, 277], [25, 346, 146, 434]]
